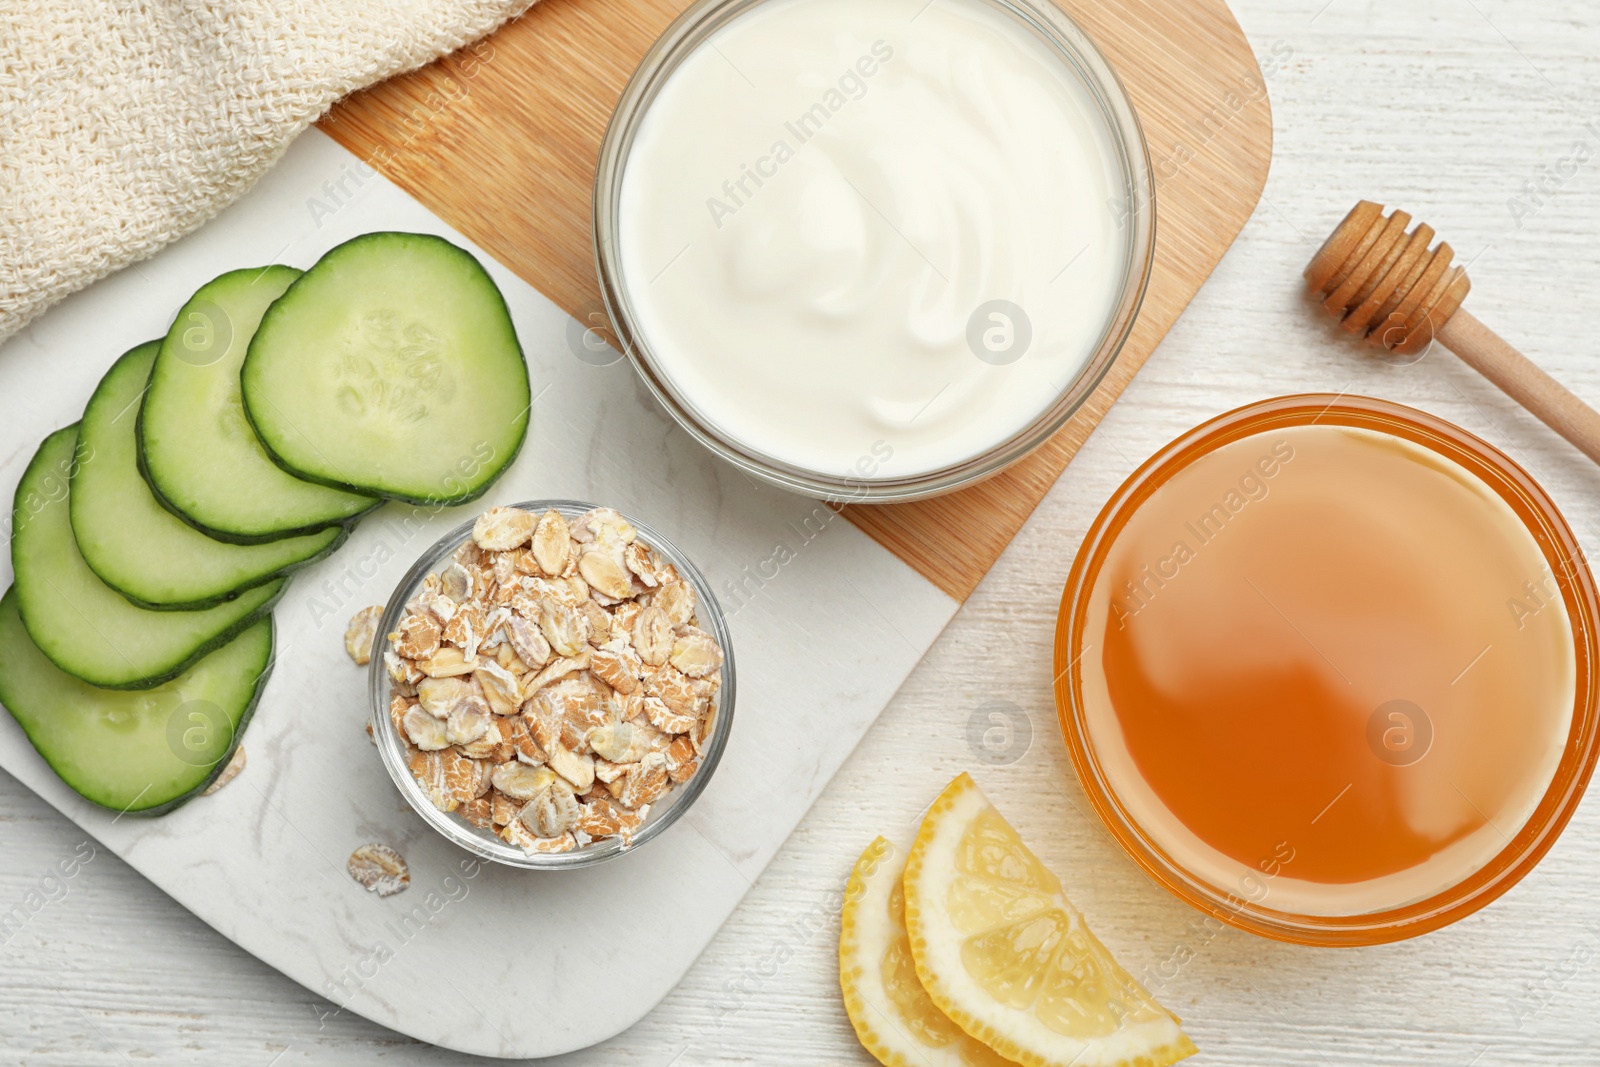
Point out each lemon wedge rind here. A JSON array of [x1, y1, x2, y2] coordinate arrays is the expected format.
[[903, 773, 1197, 1067], [841, 835, 1019, 1067]]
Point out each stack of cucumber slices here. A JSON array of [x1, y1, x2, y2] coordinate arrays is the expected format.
[[0, 232, 530, 815]]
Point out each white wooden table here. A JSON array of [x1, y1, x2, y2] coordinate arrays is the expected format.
[[5, 1, 1600, 1062]]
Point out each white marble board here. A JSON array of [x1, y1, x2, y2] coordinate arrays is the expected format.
[[0, 129, 959, 1058]]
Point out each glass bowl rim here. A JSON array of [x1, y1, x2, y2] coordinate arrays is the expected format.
[[367, 499, 737, 870], [1053, 394, 1600, 945], [591, 0, 1157, 503]]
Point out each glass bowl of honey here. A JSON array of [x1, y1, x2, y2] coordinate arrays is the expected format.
[[1054, 394, 1600, 945]]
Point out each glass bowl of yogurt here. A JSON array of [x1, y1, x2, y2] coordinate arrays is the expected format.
[[594, 0, 1154, 501]]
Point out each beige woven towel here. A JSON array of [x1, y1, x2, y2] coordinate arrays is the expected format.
[[0, 0, 534, 345]]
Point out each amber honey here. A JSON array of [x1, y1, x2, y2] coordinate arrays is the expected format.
[[1056, 396, 1600, 943]]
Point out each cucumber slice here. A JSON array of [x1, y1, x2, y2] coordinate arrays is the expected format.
[[139, 266, 378, 543], [72, 341, 349, 610], [241, 232, 530, 504], [0, 587, 273, 814], [12, 427, 284, 690]]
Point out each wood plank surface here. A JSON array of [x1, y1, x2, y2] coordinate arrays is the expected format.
[[318, 0, 1273, 601], [15, 2, 1600, 1063]]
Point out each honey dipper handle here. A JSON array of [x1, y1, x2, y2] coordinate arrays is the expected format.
[[1438, 309, 1600, 467]]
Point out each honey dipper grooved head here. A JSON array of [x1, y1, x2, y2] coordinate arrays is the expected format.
[[1305, 201, 1472, 356]]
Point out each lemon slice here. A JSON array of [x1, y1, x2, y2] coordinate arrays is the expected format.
[[841, 836, 1020, 1067], [904, 774, 1197, 1067]]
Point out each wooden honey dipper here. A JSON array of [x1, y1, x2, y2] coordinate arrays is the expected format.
[[1306, 200, 1600, 465]]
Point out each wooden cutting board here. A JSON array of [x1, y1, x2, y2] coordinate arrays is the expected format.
[[321, 0, 1273, 602]]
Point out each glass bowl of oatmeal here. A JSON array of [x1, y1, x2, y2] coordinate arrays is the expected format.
[[369, 500, 736, 869]]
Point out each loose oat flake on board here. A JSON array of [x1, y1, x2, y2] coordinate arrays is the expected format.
[[200, 746, 246, 796], [345, 605, 385, 665], [347, 843, 411, 897]]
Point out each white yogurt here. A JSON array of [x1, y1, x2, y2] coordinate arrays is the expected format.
[[617, 0, 1130, 480]]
